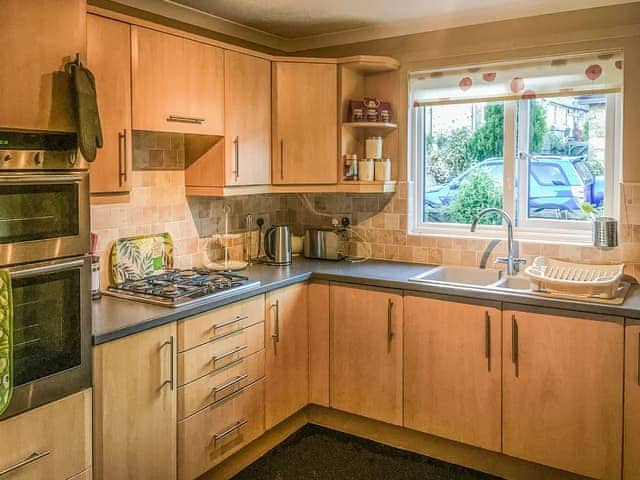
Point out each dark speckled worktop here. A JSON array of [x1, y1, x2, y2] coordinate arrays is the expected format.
[[92, 257, 640, 344]]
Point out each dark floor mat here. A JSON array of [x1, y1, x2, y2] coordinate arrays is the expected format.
[[231, 424, 504, 480]]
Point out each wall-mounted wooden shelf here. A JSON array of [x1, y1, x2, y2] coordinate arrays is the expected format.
[[338, 56, 400, 74], [342, 121, 398, 131], [185, 181, 398, 197]]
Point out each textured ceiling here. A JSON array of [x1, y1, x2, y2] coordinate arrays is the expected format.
[[169, 0, 634, 39]]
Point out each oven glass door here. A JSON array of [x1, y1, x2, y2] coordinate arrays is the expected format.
[[0, 173, 89, 264], [11, 258, 84, 386]]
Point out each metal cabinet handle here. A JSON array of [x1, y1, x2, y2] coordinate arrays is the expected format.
[[0, 451, 50, 477], [117, 130, 127, 186], [512, 315, 519, 378], [279, 139, 285, 180], [485, 311, 491, 372], [166, 115, 205, 124], [213, 419, 249, 446], [387, 299, 394, 342], [272, 300, 280, 343], [213, 374, 248, 396], [213, 345, 248, 366], [232, 136, 240, 182], [212, 315, 248, 336], [161, 336, 175, 390]]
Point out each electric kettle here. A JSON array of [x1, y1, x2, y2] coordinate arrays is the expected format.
[[264, 225, 292, 265]]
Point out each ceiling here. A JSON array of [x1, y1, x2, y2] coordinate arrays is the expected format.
[[116, 0, 636, 51]]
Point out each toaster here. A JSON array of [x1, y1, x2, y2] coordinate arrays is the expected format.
[[303, 229, 345, 261]]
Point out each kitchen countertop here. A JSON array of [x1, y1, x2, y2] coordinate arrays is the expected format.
[[92, 257, 640, 344]]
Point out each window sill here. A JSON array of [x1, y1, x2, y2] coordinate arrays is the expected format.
[[410, 225, 593, 246]]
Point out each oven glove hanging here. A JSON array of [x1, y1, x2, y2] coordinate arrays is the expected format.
[[68, 58, 103, 162], [0, 270, 13, 416]]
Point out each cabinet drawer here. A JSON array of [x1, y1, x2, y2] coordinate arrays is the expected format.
[[178, 379, 265, 480], [178, 321, 265, 385], [178, 295, 265, 352], [178, 349, 265, 419], [0, 390, 91, 480]]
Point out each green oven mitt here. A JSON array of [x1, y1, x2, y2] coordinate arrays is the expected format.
[[0, 270, 13, 415]]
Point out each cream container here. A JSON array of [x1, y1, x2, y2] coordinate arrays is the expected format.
[[358, 159, 374, 181], [374, 158, 391, 181], [365, 136, 383, 159]]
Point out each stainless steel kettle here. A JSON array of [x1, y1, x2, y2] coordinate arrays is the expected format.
[[264, 225, 292, 265]]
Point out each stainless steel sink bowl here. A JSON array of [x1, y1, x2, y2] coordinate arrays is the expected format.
[[490, 276, 532, 291], [409, 266, 502, 287]]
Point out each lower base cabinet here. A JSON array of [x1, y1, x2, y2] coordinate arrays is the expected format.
[[330, 284, 403, 425], [0, 389, 91, 480], [625, 320, 640, 480], [503, 308, 624, 480], [404, 296, 501, 452], [265, 283, 309, 429], [93, 323, 177, 480], [178, 379, 265, 480]]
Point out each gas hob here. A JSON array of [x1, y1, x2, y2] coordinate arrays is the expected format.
[[104, 267, 261, 307]]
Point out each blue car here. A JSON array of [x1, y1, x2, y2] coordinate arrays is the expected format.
[[425, 156, 602, 221]]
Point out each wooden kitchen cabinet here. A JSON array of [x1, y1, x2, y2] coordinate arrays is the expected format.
[[93, 323, 177, 480], [330, 284, 403, 425], [0, 0, 85, 131], [87, 14, 132, 193], [265, 283, 309, 429], [404, 296, 501, 452], [131, 26, 224, 135], [272, 62, 338, 185], [308, 282, 330, 406], [0, 389, 91, 480], [503, 308, 623, 480], [185, 51, 271, 191], [624, 320, 640, 480]]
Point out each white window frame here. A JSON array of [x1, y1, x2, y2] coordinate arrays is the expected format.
[[410, 93, 621, 244]]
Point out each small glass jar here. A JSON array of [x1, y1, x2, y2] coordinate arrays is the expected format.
[[344, 154, 358, 181]]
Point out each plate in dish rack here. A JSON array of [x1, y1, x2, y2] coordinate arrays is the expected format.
[[524, 256, 624, 299], [110, 232, 174, 284]]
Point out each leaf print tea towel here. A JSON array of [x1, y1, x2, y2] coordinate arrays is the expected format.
[[0, 270, 13, 415], [110, 233, 174, 284]]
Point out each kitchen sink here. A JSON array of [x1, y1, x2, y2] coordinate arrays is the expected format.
[[409, 266, 502, 287], [490, 276, 532, 291]]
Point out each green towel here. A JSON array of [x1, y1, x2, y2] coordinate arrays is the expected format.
[[0, 270, 12, 415]]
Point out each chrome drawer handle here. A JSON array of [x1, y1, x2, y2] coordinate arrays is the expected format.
[[212, 345, 247, 365], [166, 115, 205, 124], [271, 300, 280, 343], [0, 451, 50, 477], [213, 374, 249, 396], [213, 419, 249, 446], [161, 336, 175, 390], [213, 315, 248, 332]]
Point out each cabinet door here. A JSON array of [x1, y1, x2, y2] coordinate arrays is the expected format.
[[503, 309, 623, 480], [404, 296, 501, 452], [93, 323, 177, 480], [273, 62, 337, 185], [265, 283, 309, 429], [309, 282, 330, 406], [330, 284, 403, 425], [87, 14, 131, 193], [225, 51, 271, 186], [625, 321, 640, 480], [0, 0, 84, 131], [131, 26, 224, 135]]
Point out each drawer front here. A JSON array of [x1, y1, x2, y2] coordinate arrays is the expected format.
[[178, 321, 265, 385], [178, 295, 265, 352], [178, 379, 265, 480], [178, 349, 265, 419], [0, 390, 90, 480]]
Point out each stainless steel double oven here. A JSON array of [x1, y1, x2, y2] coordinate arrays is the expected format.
[[0, 130, 92, 420]]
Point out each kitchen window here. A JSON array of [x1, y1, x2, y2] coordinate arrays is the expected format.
[[410, 52, 623, 242]]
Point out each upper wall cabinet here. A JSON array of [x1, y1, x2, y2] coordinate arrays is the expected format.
[[87, 14, 132, 194], [0, 0, 85, 132], [272, 62, 338, 185], [131, 26, 224, 135], [185, 51, 270, 193]]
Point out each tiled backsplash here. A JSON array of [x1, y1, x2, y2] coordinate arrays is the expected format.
[[132, 130, 185, 170], [91, 171, 640, 285]]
